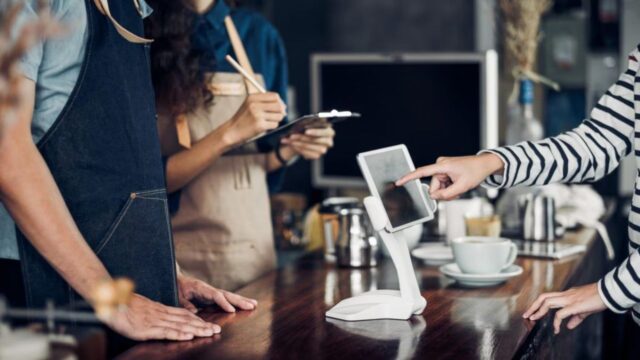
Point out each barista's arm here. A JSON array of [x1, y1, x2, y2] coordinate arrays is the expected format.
[[0, 78, 110, 300], [164, 92, 285, 193], [0, 77, 219, 341]]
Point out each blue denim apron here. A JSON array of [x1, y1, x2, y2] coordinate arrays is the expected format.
[[16, 0, 179, 308]]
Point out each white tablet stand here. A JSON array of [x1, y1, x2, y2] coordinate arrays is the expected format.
[[325, 191, 429, 321]]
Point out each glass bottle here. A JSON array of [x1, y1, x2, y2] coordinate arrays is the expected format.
[[506, 78, 544, 145]]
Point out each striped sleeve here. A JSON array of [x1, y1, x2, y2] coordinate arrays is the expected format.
[[480, 49, 638, 189], [599, 249, 640, 313]]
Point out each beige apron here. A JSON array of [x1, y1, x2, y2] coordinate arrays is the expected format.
[[158, 17, 276, 291]]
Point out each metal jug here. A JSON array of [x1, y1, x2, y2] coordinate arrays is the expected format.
[[521, 194, 557, 241], [319, 197, 360, 262], [334, 208, 378, 268]]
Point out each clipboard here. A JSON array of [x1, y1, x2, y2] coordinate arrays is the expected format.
[[243, 109, 361, 146]]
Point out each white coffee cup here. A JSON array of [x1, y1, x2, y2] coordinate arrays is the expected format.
[[451, 236, 518, 274]]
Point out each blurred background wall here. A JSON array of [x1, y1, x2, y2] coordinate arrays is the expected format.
[[244, 0, 482, 199], [241, 0, 631, 199]]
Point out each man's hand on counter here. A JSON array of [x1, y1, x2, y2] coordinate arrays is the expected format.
[[522, 282, 607, 335], [177, 273, 258, 314], [102, 293, 220, 341]]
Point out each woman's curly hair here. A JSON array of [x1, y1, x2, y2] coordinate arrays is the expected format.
[[144, 0, 213, 116]]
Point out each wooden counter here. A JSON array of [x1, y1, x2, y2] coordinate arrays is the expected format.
[[116, 228, 609, 360]]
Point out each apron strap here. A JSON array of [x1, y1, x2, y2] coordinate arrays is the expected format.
[[224, 16, 260, 94], [175, 114, 192, 149], [175, 15, 259, 149], [93, 0, 153, 44], [208, 81, 246, 96]]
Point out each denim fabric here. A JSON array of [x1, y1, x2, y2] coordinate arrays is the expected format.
[[1, 0, 88, 260], [16, 0, 178, 308], [1, 0, 154, 260]]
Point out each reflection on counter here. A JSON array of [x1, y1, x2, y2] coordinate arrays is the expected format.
[[450, 296, 517, 330], [324, 268, 378, 307], [272, 194, 308, 250], [326, 317, 427, 360]]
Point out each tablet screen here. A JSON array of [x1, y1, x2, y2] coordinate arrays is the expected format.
[[359, 147, 433, 230]]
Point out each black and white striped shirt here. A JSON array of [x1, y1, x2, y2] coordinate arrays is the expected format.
[[483, 46, 640, 323]]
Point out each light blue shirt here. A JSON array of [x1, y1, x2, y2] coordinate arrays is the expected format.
[[0, 0, 152, 260]]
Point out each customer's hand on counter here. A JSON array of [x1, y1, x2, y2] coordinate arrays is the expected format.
[[395, 153, 504, 201], [101, 293, 220, 341], [280, 126, 336, 160], [523, 282, 607, 335], [177, 273, 258, 314]]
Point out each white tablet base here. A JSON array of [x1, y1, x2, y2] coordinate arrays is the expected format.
[[325, 195, 427, 321]]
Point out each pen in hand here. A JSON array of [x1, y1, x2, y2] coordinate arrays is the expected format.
[[225, 55, 267, 94]]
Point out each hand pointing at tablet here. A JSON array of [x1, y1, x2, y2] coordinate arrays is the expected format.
[[395, 153, 504, 201]]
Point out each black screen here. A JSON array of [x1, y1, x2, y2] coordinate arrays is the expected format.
[[319, 62, 482, 180]]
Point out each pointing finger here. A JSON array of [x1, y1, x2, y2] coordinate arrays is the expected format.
[[396, 164, 445, 186], [429, 176, 441, 193], [430, 181, 467, 201]]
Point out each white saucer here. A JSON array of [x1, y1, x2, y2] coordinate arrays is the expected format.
[[439, 263, 523, 287], [411, 243, 454, 266]]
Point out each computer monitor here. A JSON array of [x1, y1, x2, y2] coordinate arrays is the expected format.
[[311, 51, 498, 188]]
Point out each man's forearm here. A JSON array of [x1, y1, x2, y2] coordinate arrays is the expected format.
[[0, 132, 111, 301]]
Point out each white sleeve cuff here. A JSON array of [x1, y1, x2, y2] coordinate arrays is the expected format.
[[478, 149, 510, 189], [598, 276, 631, 314]]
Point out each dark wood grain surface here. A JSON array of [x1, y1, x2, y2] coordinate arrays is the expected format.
[[116, 228, 608, 360]]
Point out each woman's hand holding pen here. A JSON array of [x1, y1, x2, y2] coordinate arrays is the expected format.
[[223, 92, 286, 146], [165, 92, 285, 193], [395, 152, 504, 200]]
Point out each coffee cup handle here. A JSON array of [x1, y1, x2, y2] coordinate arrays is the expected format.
[[421, 184, 438, 213], [501, 242, 518, 271]]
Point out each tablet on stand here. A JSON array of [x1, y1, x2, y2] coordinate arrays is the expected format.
[[325, 144, 435, 321]]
